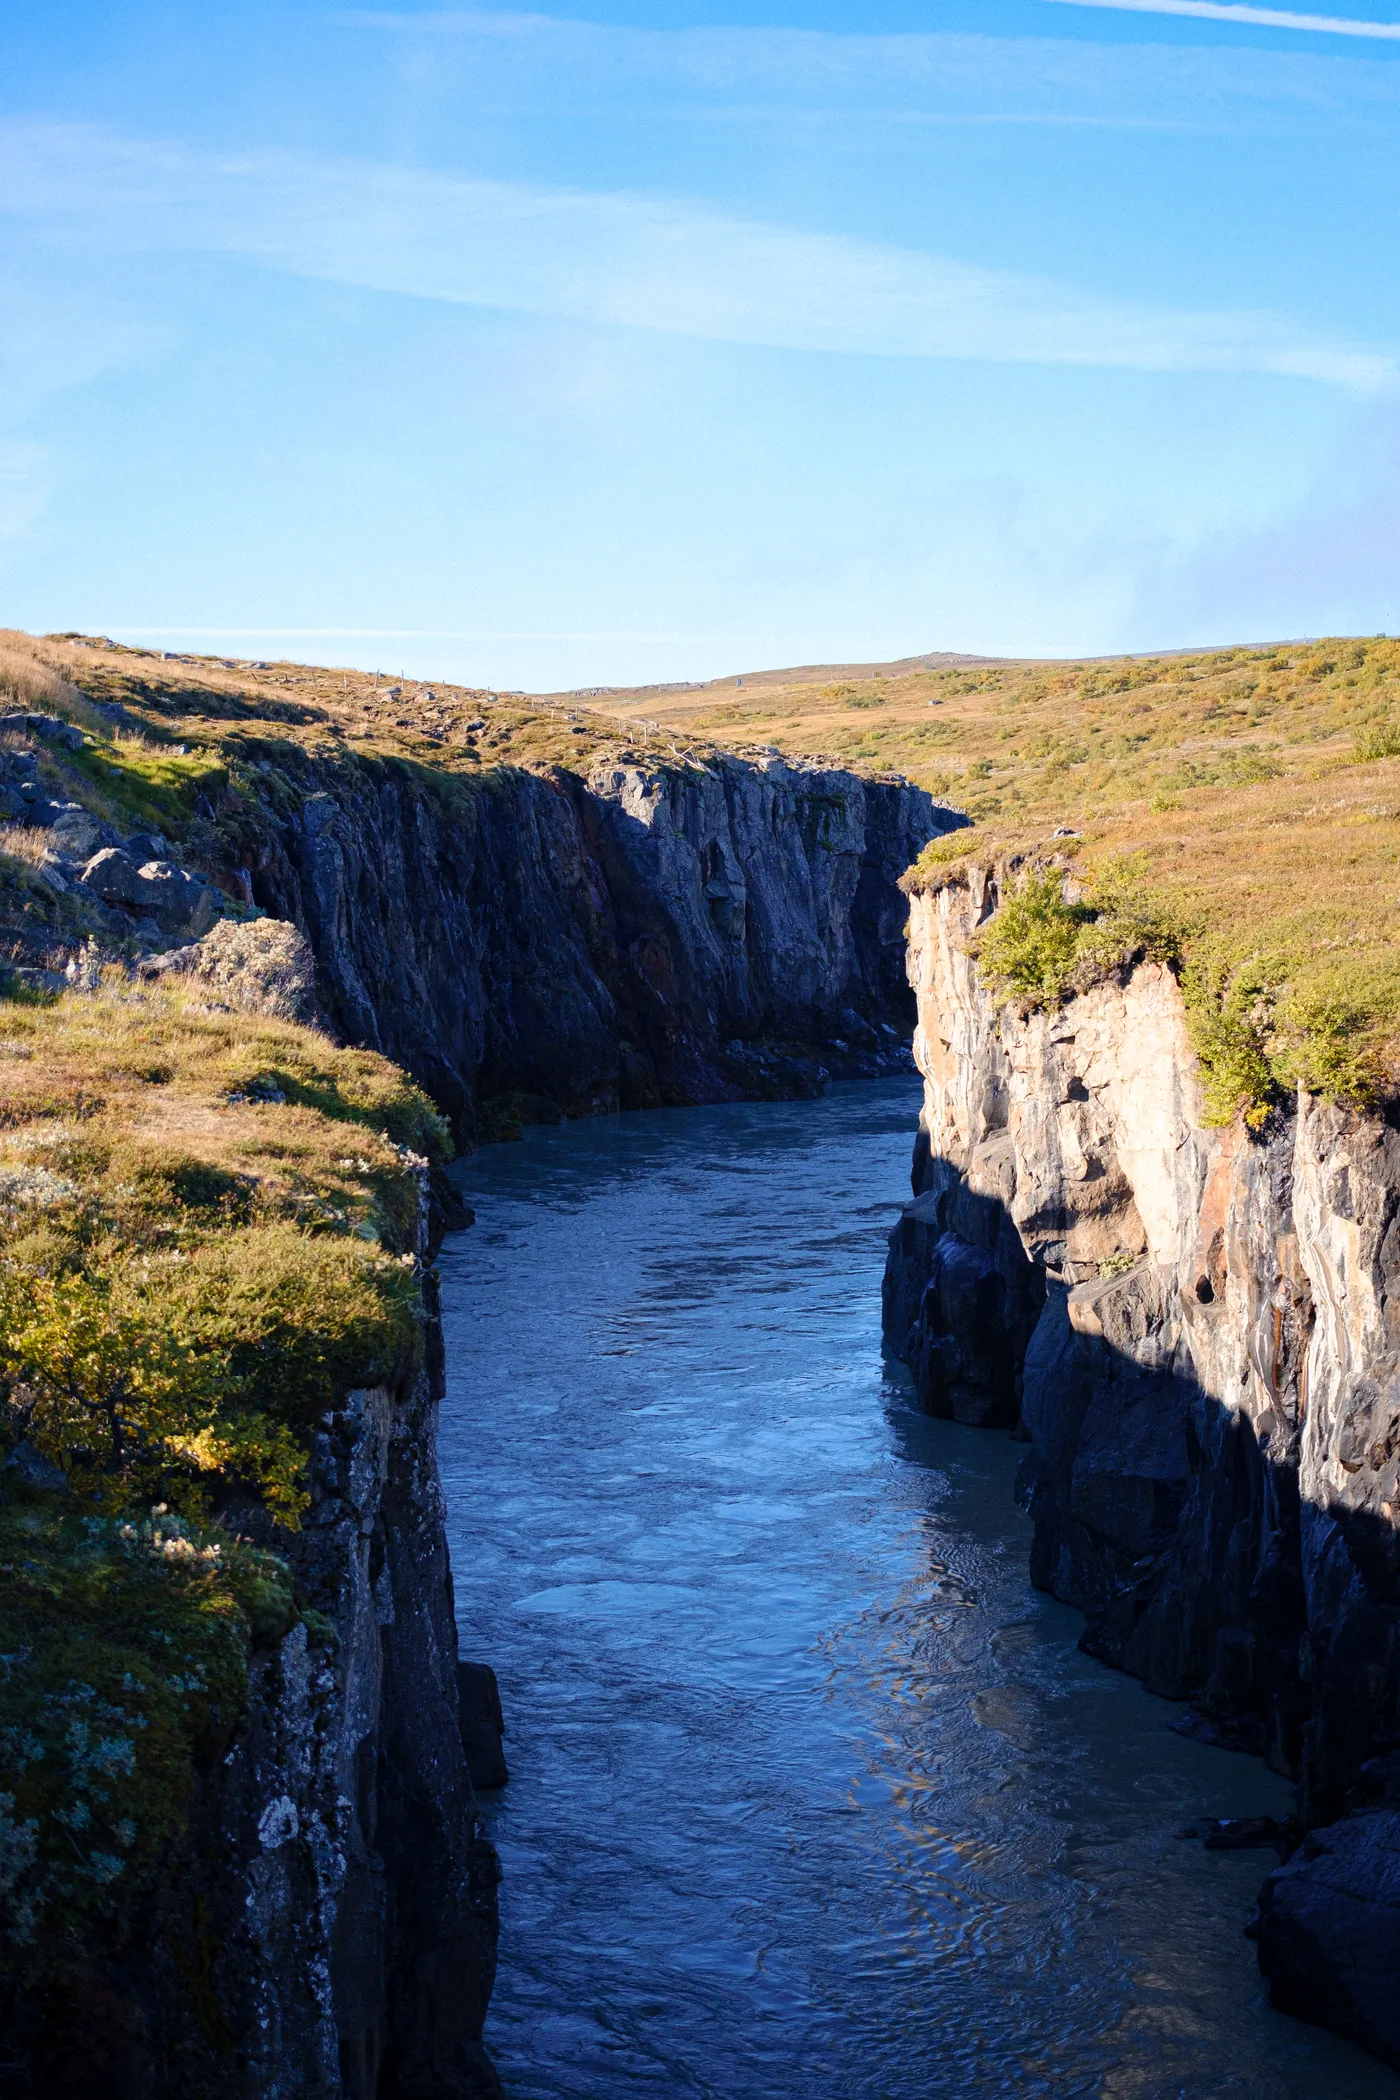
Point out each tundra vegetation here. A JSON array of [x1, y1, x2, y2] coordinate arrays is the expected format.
[[604, 638, 1400, 1127], [0, 962, 445, 1985]]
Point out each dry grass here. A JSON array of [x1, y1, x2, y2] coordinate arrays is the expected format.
[[0, 826, 52, 868], [0, 976, 449, 1523], [19, 630, 669, 776], [0, 975, 447, 1194], [0, 632, 116, 741], [16, 623, 1400, 1109]]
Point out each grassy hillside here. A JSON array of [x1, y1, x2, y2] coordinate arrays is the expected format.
[[5, 623, 1400, 1121], [594, 639, 1400, 1119], [0, 627, 694, 978]]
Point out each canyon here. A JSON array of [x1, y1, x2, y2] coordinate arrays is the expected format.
[[238, 746, 947, 1136], [8, 623, 1400, 2090]]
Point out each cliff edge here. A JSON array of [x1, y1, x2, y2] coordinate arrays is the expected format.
[[0, 632, 949, 2092], [0, 967, 500, 2098], [883, 859, 1400, 2071]]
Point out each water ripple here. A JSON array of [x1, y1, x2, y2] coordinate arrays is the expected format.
[[440, 1082, 1398, 2100]]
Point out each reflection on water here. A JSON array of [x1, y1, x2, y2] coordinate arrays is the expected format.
[[438, 1081, 1398, 2099]]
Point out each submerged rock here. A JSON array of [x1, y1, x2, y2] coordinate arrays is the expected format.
[[1255, 1813, 1400, 2068]]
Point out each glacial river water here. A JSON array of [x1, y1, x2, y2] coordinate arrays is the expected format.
[[438, 1079, 1399, 2100]]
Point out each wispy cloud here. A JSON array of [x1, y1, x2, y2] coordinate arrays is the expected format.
[[343, 10, 1400, 126], [1046, 0, 1400, 39], [0, 121, 1390, 389]]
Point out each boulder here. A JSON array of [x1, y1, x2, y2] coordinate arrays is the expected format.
[[80, 850, 216, 940], [0, 711, 84, 752], [19, 797, 82, 830], [79, 846, 143, 907], [49, 806, 121, 862], [135, 861, 216, 940], [458, 1661, 508, 1790], [1255, 1811, 1400, 2068]]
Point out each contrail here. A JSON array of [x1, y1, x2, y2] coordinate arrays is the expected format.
[[1046, 0, 1400, 38]]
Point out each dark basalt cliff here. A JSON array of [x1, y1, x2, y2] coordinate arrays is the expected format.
[[204, 754, 943, 2091], [882, 866, 1400, 2073], [235, 749, 949, 1135], [4, 1172, 502, 2100]]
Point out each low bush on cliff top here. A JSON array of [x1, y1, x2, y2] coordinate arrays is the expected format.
[[973, 873, 1097, 1008], [965, 859, 1398, 1126], [0, 977, 446, 1970], [972, 859, 1189, 1009]]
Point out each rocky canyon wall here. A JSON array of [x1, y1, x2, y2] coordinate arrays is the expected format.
[[6, 1170, 501, 2100], [235, 749, 951, 1137], [882, 865, 1400, 2070], [2, 749, 945, 2096], [2, 715, 946, 2091]]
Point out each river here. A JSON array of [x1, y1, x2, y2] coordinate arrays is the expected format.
[[438, 1079, 1398, 2099]]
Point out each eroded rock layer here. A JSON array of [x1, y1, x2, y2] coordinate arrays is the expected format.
[[882, 867, 1400, 2065], [242, 751, 950, 1135]]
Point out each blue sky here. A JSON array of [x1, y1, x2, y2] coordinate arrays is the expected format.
[[2, 0, 1400, 688]]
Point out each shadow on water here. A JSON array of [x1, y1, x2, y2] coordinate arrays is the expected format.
[[436, 1080, 1400, 2099], [888, 1144, 1400, 1834]]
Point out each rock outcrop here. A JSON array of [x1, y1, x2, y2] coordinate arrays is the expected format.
[[232, 749, 954, 1138], [882, 863, 1400, 2065], [6, 1177, 501, 2100], [1254, 1811, 1400, 2069]]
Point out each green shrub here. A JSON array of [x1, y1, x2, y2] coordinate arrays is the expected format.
[[1354, 723, 1400, 762], [906, 828, 978, 883], [973, 871, 1092, 1006], [1180, 954, 1281, 1129], [0, 1227, 422, 1524], [1079, 855, 1193, 975]]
